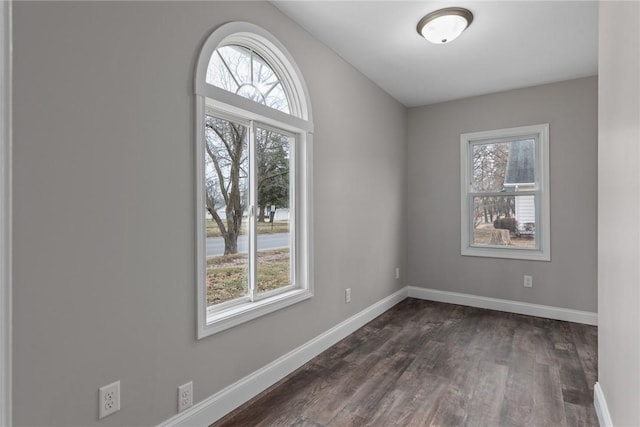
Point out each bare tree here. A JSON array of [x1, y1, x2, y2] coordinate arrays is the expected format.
[[256, 128, 289, 222], [471, 143, 514, 227], [205, 116, 248, 255]]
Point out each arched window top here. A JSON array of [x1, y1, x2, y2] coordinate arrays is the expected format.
[[195, 22, 313, 131], [207, 45, 290, 114]]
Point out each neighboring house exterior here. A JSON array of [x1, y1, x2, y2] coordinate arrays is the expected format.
[[272, 208, 290, 221], [503, 139, 536, 235]]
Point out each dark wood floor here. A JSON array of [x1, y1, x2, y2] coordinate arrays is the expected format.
[[214, 298, 598, 427]]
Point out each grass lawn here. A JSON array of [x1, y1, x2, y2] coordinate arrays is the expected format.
[[207, 248, 290, 306], [206, 219, 289, 237]]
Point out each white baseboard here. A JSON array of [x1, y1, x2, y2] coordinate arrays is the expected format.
[[408, 286, 597, 325], [594, 382, 613, 427], [158, 287, 408, 427]]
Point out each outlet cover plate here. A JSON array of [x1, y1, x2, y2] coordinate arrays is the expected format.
[[178, 381, 193, 412], [99, 381, 121, 419]]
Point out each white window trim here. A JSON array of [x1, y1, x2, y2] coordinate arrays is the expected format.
[[0, 1, 12, 425], [195, 22, 314, 339], [460, 123, 550, 261]]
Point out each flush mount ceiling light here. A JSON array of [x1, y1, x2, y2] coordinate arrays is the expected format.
[[417, 7, 474, 45]]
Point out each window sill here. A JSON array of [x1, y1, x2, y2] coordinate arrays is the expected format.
[[198, 288, 313, 338], [462, 245, 550, 261]]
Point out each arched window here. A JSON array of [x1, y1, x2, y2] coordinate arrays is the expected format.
[[194, 22, 313, 338]]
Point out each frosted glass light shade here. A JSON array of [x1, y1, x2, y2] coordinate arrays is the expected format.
[[417, 7, 473, 45]]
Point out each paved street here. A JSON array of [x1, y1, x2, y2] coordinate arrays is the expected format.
[[206, 233, 289, 257]]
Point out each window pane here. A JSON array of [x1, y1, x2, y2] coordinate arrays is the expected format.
[[472, 139, 535, 192], [256, 128, 291, 294], [204, 115, 250, 306], [472, 195, 536, 248], [206, 50, 239, 94], [207, 45, 290, 114]]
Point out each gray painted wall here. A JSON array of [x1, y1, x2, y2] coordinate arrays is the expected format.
[[407, 76, 598, 312], [598, 2, 640, 425], [11, 2, 407, 425]]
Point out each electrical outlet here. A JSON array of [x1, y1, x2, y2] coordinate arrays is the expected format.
[[178, 381, 193, 412], [395, 267, 400, 280], [523, 275, 533, 288], [345, 288, 351, 304], [99, 381, 120, 419]]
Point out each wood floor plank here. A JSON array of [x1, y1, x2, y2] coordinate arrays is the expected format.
[[399, 379, 449, 426], [568, 322, 598, 393], [463, 360, 508, 427], [565, 401, 599, 427], [499, 356, 537, 426], [338, 350, 414, 421], [324, 408, 367, 427], [428, 382, 471, 426], [361, 388, 408, 426], [289, 418, 325, 427], [213, 299, 598, 427], [532, 363, 568, 427], [301, 360, 371, 425], [341, 325, 395, 365]]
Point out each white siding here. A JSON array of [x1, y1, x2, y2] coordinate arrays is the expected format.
[[273, 208, 290, 221], [515, 195, 535, 224]]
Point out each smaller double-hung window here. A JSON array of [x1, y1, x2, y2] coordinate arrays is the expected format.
[[460, 124, 550, 261]]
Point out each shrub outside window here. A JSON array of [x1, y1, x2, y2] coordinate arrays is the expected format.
[[460, 124, 550, 261]]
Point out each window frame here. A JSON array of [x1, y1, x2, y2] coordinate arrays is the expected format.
[[195, 22, 314, 338], [460, 124, 550, 261], [0, 2, 11, 425]]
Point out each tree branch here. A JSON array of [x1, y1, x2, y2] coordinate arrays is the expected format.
[[205, 140, 230, 206]]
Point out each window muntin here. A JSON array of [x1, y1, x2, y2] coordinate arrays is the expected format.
[[461, 124, 549, 261], [206, 45, 290, 114], [195, 22, 313, 338]]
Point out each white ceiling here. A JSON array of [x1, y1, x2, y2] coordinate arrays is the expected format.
[[272, 1, 598, 107]]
